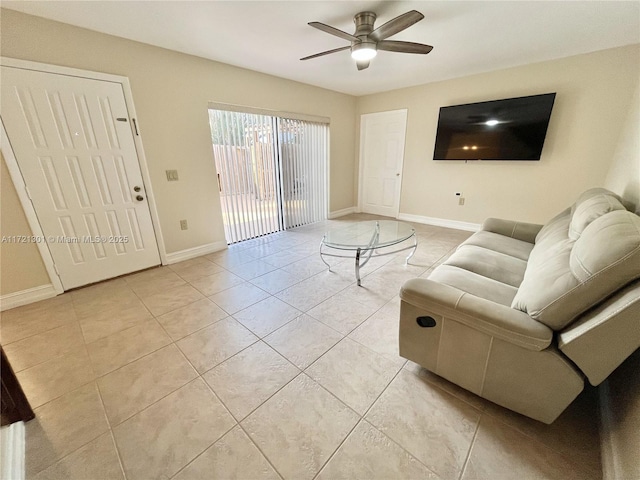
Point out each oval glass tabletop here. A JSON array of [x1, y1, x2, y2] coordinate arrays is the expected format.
[[323, 220, 415, 250]]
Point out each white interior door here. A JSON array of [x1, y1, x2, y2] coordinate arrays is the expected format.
[[1, 66, 160, 290], [359, 110, 407, 217]]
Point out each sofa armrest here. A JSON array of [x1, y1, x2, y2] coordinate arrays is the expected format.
[[558, 280, 640, 385], [400, 278, 553, 351], [481, 218, 543, 244]]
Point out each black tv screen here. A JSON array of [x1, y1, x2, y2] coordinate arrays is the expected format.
[[433, 93, 556, 161]]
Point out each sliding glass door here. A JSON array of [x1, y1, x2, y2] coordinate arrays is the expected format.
[[209, 109, 328, 244]]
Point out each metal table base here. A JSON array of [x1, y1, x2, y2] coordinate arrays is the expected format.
[[320, 222, 417, 286]]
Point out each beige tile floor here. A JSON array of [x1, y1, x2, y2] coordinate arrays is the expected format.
[[1, 214, 602, 480]]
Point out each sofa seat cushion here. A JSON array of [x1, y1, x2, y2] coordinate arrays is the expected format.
[[460, 231, 534, 261], [512, 210, 640, 330], [444, 245, 528, 288], [429, 265, 518, 306], [481, 218, 543, 243]]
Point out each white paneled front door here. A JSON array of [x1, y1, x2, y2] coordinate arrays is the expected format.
[[359, 109, 408, 217], [1, 66, 160, 290]]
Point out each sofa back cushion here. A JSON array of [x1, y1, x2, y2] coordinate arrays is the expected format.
[[569, 188, 624, 214], [512, 209, 640, 330], [533, 189, 624, 245], [535, 208, 571, 246], [569, 192, 625, 240]]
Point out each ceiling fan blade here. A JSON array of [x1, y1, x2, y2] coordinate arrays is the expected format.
[[308, 22, 359, 42], [356, 60, 370, 71], [377, 40, 433, 54], [370, 10, 424, 41], [300, 45, 351, 61]]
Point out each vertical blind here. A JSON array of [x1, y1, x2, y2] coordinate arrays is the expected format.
[[279, 118, 328, 230], [209, 109, 328, 244]]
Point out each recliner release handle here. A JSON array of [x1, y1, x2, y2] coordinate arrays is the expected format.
[[416, 316, 437, 328]]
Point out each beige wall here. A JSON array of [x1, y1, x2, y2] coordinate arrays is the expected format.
[[356, 44, 640, 225], [0, 152, 50, 295], [0, 8, 357, 294], [605, 82, 640, 212]]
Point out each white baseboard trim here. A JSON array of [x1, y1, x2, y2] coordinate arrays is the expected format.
[[1, 421, 25, 480], [164, 241, 228, 265], [328, 207, 357, 219], [397, 213, 481, 232], [0, 284, 58, 312]]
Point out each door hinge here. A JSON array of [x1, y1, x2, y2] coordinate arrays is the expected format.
[[132, 118, 139, 136], [52, 263, 60, 276], [24, 185, 33, 200]]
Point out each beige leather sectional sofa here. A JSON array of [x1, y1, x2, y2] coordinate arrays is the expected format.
[[399, 188, 640, 423]]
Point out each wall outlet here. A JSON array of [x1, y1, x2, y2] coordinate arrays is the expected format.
[[166, 170, 179, 181], [180, 219, 188, 230], [459, 197, 465, 206]]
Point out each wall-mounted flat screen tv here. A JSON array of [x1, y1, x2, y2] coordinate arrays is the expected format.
[[433, 93, 556, 161]]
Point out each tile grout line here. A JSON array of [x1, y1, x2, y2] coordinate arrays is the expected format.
[[479, 405, 601, 478], [4, 319, 85, 376], [236, 423, 286, 480], [165, 399, 238, 480], [48, 292, 127, 478], [232, 375, 322, 480], [310, 362, 414, 480], [279, 371, 364, 479], [108, 429, 129, 480], [0, 301, 78, 347], [176, 331, 314, 479], [199, 341, 304, 424], [93, 379, 129, 480], [458, 415, 482, 480], [19, 337, 97, 412], [311, 417, 366, 480], [99, 348, 198, 428]]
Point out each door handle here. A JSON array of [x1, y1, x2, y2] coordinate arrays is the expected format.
[[133, 186, 141, 192], [136, 195, 144, 202]]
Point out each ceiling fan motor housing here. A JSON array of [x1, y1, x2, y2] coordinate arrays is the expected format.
[[352, 12, 377, 60], [354, 11, 376, 38]]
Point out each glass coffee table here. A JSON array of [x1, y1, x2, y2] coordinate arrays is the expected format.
[[320, 220, 417, 286]]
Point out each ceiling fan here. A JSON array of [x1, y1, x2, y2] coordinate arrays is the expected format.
[[301, 10, 433, 71]]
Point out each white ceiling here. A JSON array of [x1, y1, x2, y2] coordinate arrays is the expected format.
[[4, 1, 640, 96]]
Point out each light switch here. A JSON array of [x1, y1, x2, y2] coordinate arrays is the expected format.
[[166, 170, 179, 181]]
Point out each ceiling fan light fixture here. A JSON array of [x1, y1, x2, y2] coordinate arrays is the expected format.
[[351, 42, 377, 61], [303, 10, 431, 70]]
